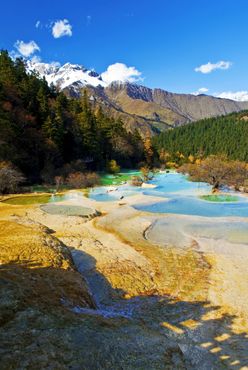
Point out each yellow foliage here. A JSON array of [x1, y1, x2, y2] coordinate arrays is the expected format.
[[107, 159, 120, 174], [159, 149, 171, 163], [143, 132, 153, 164], [166, 161, 178, 168], [188, 154, 195, 163]]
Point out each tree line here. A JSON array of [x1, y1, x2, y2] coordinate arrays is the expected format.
[[153, 111, 248, 164]]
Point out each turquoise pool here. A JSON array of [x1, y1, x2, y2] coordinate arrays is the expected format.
[[89, 185, 140, 202], [134, 196, 248, 217], [90, 171, 248, 217]]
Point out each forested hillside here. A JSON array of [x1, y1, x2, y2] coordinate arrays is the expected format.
[[153, 112, 248, 162], [0, 51, 145, 184]]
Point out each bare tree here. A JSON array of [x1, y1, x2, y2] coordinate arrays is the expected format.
[[0, 164, 25, 194], [54, 176, 64, 192]]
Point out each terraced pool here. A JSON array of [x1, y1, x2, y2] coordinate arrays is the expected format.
[[3, 171, 248, 218], [91, 171, 248, 217]]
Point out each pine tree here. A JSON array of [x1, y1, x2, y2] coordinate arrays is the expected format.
[[0, 50, 16, 85], [52, 95, 66, 149], [37, 86, 49, 124], [42, 115, 54, 139], [78, 90, 99, 162]]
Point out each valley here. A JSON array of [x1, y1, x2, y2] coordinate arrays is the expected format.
[[1, 41, 248, 369]]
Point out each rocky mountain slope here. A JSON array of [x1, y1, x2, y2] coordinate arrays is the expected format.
[[29, 61, 248, 134]]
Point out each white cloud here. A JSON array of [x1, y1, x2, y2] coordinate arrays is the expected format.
[[195, 61, 232, 74], [35, 20, 41, 28], [215, 91, 248, 102], [30, 55, 42, 63], [14, 40, 40, 57], [101, 62, 142, 84], [52, 19, 72, 38], [192, 87, 209, 95]]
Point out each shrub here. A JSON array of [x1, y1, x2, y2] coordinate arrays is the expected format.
[[140, 166, 156, 182], [107, 160, 120, 174], [166, 161, 178, 169], [66, 172, 100, 189], [131, 175, 143, 187], [84, 172, 100, 187], [66, 172, 85, 188], [140, 166, 150, 182], [0, 162, 25, 194], [59, 160, 86, 179]]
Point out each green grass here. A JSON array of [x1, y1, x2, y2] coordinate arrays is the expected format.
[[200, 194, 239, 202], [99, 171, 141, 186]]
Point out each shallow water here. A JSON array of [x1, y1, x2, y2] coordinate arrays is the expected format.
[[4, 171, 248, 217], [40, 203, 95, 217], [185, 222, 248, 244], [2, 194, 65, 205], [146, 218, 248, 247], [89, 185, 140, 202], [2, 191, 88, 205], [90, 171, 248, 217], [134, 196, 248, 217]]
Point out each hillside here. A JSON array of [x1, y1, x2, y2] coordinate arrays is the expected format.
[[29, 60, 248, 134], [153, 111, 248, 162], [0, 51, 145, 184]]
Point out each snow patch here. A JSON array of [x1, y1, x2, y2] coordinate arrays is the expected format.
[[27, 60, 107, 89]]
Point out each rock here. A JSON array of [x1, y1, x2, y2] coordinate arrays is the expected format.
[[141, 183, 157, 188]]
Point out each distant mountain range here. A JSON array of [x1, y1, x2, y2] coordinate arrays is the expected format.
[[28, 60, 248, 135]]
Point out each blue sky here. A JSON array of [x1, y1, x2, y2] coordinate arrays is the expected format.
[[1, 0, 248, 99]]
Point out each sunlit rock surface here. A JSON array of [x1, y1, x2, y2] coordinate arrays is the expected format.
[[1, 176, 248, 368]]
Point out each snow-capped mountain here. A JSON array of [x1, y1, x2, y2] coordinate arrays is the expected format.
[[27, 60, 107, 90], [27, 60, 248, 136]]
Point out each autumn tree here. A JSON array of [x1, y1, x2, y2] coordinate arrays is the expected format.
[[140, 166, 154, 182], [143, 131, 153, 166], [107, 159, 120, 174], [159, 149, 171, 167], [179, 155, 248, 192]]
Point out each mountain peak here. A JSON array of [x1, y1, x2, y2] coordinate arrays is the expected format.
[[26, 59, 248, 134], [27, 60, 107, 90]]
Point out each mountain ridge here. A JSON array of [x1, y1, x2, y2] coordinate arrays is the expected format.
[[28, 60, 248, 135]]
